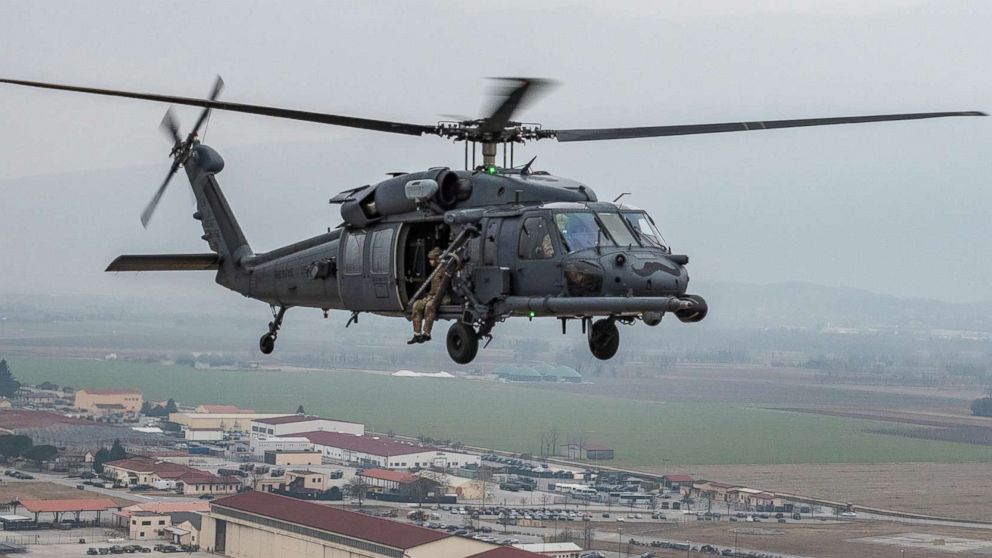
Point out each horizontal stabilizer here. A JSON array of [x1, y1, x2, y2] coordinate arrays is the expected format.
[[105, 254, 220, 272]]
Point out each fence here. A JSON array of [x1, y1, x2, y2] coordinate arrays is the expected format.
[[2, 527, 122, 546]]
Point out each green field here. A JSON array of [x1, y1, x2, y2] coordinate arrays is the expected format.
[[9, 355, 992, 466]]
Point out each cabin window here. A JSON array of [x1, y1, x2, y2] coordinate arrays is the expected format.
[[518, 217, 555, 260], [370, 228, 394, 275], [483, 220, 500, 265], [343, 232, 366, 275]]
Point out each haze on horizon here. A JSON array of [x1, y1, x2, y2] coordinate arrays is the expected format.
[[0, 0, 990, 308]]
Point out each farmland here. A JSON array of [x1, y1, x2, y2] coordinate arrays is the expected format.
[[9, 355, 992, 467]]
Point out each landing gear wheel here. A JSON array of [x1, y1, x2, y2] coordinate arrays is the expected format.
[[588, 318, 620, 360], [259, 333, 276, 355], [446, 322, 479, 364]]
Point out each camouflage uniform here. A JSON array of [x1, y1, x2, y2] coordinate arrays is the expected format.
[[412, 249, 451, 336]]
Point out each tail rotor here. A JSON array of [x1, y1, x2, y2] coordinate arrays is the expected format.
[[140, 76, 224, 228]]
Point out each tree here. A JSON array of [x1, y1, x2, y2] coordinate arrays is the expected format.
[[36, 381, 59, 391], [971, 397, 992, 417], [0, 435, 33, 458], [92, 448, 111, 474], [141, 401, 153, 415], [296, 405, 305, 415], [164, 399, 178, 413], [344, 477, 368, 506], [24, 445, 58, 467], [0, 359, 21, 398], [109, 439, 127, 461]]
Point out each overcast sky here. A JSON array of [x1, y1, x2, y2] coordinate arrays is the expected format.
[[0, 0, 989, 306]]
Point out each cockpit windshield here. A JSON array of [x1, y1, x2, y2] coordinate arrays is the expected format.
[[554, 212, 609, 252], [623, 211, 667, 250], [598, 212, 639, 247]]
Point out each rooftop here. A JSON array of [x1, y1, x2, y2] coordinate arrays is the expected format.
[[358, 468, 418, 484], [211, 491, 450, 549], [78, 388, 141, 396], [115, 502, 209, 519], [663, 474, 694, 483], [294, 431, 443, 457], [19, 498, 119, 513], [513, 542, 584, 553], [197, 405, 255, 414], [471, 548, 544, 558], [254, 415, 359, 426], [104, 456, 200, 475]]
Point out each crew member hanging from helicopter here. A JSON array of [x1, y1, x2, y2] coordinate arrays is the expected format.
[[409, 247, 452, 344]]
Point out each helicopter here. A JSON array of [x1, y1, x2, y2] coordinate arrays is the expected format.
[[0, 76, 984, 364]]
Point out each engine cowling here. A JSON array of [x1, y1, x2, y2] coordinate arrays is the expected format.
[[338, 169, 470, 227]]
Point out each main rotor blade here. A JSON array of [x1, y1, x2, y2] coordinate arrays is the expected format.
[[189, 76, 225, 139], [141, 159, 181, 228], [159, 108, 182, 144], [552, 111, 987, 142], [0, 77, 439, 137], [478, 77, 555, 134]]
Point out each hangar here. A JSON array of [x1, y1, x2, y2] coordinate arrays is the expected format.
[[202, 491, 542, 558]]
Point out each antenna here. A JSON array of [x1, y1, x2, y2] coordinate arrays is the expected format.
[[520, 156, 538, 176], [612, 192, 631, 203]]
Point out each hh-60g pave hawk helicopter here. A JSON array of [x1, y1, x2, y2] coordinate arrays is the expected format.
[[1, 76, 984, 364]]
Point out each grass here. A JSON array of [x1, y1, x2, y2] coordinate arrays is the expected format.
[[9, 355, 992, 467]]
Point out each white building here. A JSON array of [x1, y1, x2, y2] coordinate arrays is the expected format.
[[249, 415, 365, 438], [184, 428, 225, 441], [249, 436, 312, 458], [513, 543, 583, 558], [295, 431, 480, 469]]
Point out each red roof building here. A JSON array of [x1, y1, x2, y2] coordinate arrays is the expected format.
[[19, 498, 120, 514], [211, 491, 449, 549]]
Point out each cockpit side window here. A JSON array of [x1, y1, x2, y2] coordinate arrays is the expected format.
[[518, 216, 555, 260], [554, 212, 610, 253], [623, 211, 667, 250]]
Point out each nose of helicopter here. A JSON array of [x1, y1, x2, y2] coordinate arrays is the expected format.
[[601, 250, 689, 296]]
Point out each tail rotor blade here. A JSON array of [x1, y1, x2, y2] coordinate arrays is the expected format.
[[160, 107, 181, 144], [141, 160, 181, 228], [189, 75, 225, 138]]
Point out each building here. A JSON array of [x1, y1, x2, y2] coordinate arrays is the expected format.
[[558, 443, 614, 460], [103, 456, 195, 486], [359, 469, 419, 491], [128, 511, 171, 540], [0, 397, 12, 409], [359, 469, 442, 501], [661, 474, 694, 490], [18, 498, 120, 524], [512, 543, 583, 558], [693, 481, 739, 503], [115, 502, 211, 528], [196, 404, 256, 414], [285, 470, 328, 492], [250, 415, 364, 438], [184, 427, 226, 441], [103, 456, 240, 495], [200, 491, 544, 558], [169, 412, 286, 435], [263, 450, 322, 466], [296, 431, 480, 469], [249, 435, 312, 458], [166, 512, 202, 547], [74, 388, 143, 419]]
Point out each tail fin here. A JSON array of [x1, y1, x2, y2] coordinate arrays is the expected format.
[[184, 144, 252, 287]]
